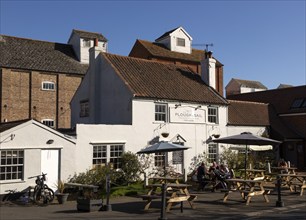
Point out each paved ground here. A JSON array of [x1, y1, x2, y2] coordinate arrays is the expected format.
[[1, 185, 305, 220]]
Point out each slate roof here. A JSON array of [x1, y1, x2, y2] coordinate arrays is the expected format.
[[71, 29, 108, 42], [155, 27, 180, 41], [227, 100, 269, 126], [231, 78, 267, 89], [0, 119, 31, 133], [0, 35, 88, 74], [103, 53, 228, 105], [129, 39, 223, 66]]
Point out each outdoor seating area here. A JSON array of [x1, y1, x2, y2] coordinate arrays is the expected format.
[[222, 177, 270, 205], [139, 176, 197, 212]]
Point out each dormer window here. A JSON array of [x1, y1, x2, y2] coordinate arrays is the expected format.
[[83, 39, 91, 47], [177, 38, 185, 47]]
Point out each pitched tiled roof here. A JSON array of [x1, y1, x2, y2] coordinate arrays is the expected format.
[[227, 100, 269, 126], [72, 29, 108, 41], [231, 78, 267, 89], [0, 35, 88, 74], [228, 86, 306, 139], [228, 86, 306, 114], [129, 40, 223, 66], [277, 84, 293, 89], [103, 53, 228, 105]]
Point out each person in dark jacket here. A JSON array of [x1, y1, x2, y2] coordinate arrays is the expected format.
[[197, 162, 208, 191]]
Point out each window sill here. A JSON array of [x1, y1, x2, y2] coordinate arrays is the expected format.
[[0, 179, 26, 184]]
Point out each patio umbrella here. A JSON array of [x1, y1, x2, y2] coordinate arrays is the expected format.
[[137, 141, 189, 154], [213, 132, 281, 179], [137, 141, 189, 220]]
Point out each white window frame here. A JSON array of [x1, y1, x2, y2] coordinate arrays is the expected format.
[[92, 144, 124, 169], [0, 150, 24, 181], [208, 106, 219, 124], [177, 38, 185, 47], [42, 119, 55, 128], [154, 152, 165, 168], [155, 103, 168, 122], [207, 143, 218, 163], [42, 81, 55, 91]]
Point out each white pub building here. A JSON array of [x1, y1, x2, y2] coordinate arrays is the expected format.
[[70, 28, 267, 175]]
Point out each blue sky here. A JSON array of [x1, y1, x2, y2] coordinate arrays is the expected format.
[[1, 0, 305, 89]]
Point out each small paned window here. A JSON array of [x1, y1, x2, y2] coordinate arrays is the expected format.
[[42, 82, 55, 91], [207, 143, 218, 163], [155, 104, 167, 122], [208, 107, 218, 124], [177, 38, 185, 47], [291, 98, 305, 109], [92, 144, 124, 170], [93, 145, 107, 167], [83, 39, 91, 47], [110, 144, 124, 169], [0, 150, 24, 181], [42, 119, 55, 128], [154, 152, 165, 167], [80, 101, 89, 117]]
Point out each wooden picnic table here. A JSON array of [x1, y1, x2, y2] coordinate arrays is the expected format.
[[277, 174, 306, 196], [140, 182, 197, 212], [223, 178, 270, 205], [149, 176, 181, 184], [239, 169, 266, 179], [271, 167, 297, 174]]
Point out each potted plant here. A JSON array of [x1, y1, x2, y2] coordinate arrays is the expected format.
[[55, 180, 69, 204], [77, 188, 103, 212]]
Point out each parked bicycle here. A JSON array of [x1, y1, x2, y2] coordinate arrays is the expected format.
[[28, 173, 54, 205]]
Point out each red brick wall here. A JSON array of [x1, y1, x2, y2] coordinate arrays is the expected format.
[[0, 68, 82, 129]]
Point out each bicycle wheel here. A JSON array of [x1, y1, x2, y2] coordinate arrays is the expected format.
[[44, 187, 55, 203], [33, 188, 44, 205], [33, 187, 53, 205]]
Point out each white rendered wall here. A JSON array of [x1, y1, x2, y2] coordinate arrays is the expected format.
[[240, 87, 266, 94], [156, 27, 192, 54], [0, 121, 76, 194], [75, 100, 228, 175]]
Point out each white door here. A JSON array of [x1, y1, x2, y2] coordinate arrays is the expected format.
[[41, 149, 59, 191]]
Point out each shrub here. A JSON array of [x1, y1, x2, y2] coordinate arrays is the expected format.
[[119, 151, 142, 185], [68, 151, 142, 188]]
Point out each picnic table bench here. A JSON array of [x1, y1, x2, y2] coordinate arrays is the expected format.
[[223, 178, 270, 205], [140, 182, 197, 212], [276, 174, 306, 196]]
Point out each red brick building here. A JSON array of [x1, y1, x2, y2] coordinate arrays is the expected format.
[[129, 27, 224, 96], [0, 30, 107, 129]]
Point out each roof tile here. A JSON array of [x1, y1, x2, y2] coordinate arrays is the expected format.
[[103, 53, 227, 105], [0, 35, 88, 74]]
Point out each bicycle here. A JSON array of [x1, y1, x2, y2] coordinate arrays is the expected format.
[[28, 173, 54, 205]]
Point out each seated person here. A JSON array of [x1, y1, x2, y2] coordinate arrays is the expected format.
[[208, 161, 219, 178], [278, 159, 288, 173], [219, 164, 231, 179], [197, 162, 209, 191]]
